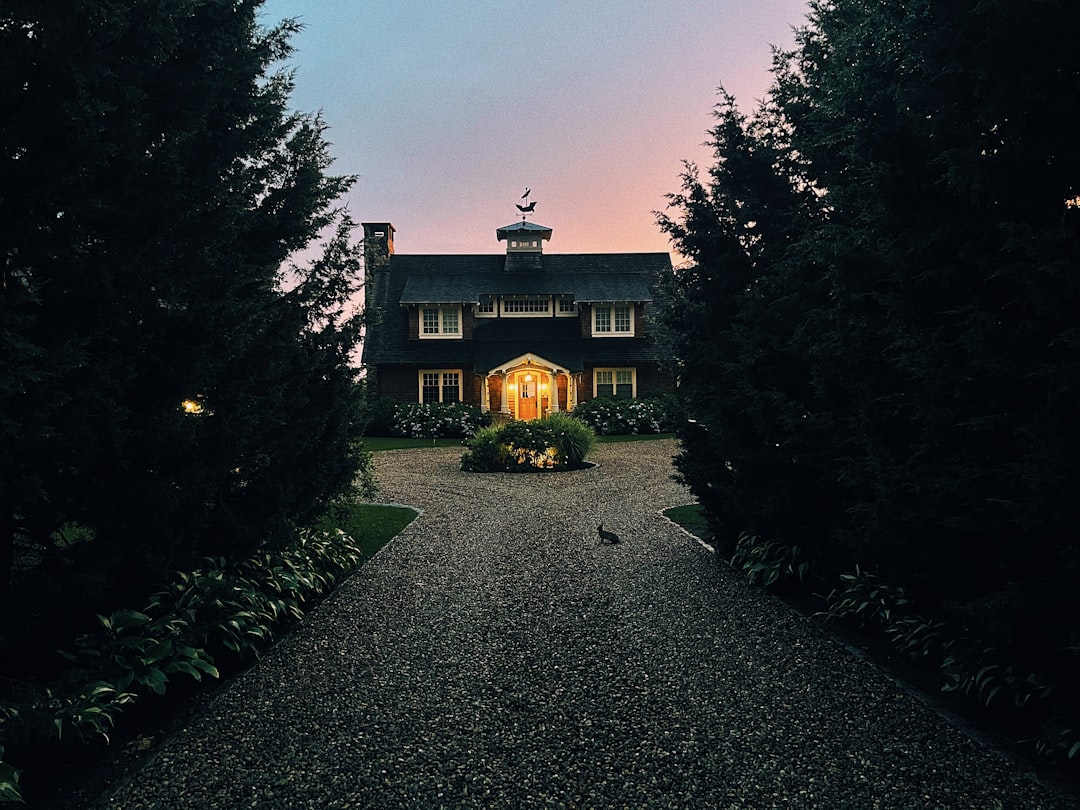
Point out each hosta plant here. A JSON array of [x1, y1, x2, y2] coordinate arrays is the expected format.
[[818, 565, 911, 627], [730, 532, 809, 588]]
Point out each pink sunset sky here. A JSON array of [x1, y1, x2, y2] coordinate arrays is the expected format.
[[258, 1, 810, 258]]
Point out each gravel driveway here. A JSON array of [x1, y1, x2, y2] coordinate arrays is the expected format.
[[99, 440, 1076, 809]]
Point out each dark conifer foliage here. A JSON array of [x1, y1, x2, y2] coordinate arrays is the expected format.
[[659, 0, 1080, 669], [0, 1, 365, 622]]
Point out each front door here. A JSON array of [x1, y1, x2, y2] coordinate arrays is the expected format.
[[518, 374, 538, 419]]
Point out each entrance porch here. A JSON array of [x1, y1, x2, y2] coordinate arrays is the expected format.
[[481, 353, 579, 422]]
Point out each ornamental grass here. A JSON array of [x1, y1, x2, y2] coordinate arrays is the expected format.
[[460, 413, 596, 472]]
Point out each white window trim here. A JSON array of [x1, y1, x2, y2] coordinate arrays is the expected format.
[[418, 369, 462, 404], [591, 302, 635, 337], [593, 367, 637, 399], [474, 297, 497, 318], [555, 295, 577, 317], [419, 304, 462, 339], [472, 295, 577, 318], [500, 295, 551, 318]]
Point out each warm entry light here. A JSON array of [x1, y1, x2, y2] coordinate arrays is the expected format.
[[181, 398, 204, 414], [524, 374, 533, 382]]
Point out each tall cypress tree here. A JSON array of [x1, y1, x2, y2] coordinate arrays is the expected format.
[[661, 0, 1080, 665], [0, 1, 365, 613], [774, 0, 1080, 606], [657, 90, 839, 553]]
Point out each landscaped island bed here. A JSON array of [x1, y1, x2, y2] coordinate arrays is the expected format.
[[99, 440, 1075, 808]]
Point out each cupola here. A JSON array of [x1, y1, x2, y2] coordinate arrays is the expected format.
[[496, 220, 553, 254]]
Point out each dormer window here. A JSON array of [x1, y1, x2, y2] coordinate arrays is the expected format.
[[592, 302, 634, 336], [503, 295, 550, 315], [420, 305, 461, 338]]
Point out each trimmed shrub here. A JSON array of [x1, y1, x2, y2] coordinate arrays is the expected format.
[[359, 396, 400, 437], [461, 414, 596, 472]]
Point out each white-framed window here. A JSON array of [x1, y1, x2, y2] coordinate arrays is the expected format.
[[420, 370, 461, 403], [592, 302, 634, 336], [501, 295, 550, 316], [475, 297, 496, 317], [556, 295, 576, 316], [594, 368, 635, 399], [419, 305, 461, 338]]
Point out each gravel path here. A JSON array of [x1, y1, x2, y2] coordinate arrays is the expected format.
[[100, 440, 1076, 809]]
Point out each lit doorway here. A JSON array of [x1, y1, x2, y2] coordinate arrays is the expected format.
[[516, 372, 538, 420]]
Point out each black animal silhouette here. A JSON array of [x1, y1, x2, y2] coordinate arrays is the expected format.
[[597, 524, 621, 544]]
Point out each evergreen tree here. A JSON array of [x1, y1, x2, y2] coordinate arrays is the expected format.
[[661, 0, 1080, 664], [658, 87, 844, 557], [0, 0, 365, 617]]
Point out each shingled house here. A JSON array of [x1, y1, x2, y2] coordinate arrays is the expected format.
[[360, 218, 672, 421]]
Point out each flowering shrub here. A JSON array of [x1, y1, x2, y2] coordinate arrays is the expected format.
[[571, 395, 680, 435], [392, 402, 490, 439], [461, 413, 596, 472]]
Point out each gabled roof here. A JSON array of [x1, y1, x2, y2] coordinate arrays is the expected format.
[[361, 250, 672, 370], [394, 253, 666, 304], [399, 273, 653, 304]]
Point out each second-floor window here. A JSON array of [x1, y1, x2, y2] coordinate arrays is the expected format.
[[593, 303, 634, 336], [421, 305, 460, 338], [503, 296, 550, 314]]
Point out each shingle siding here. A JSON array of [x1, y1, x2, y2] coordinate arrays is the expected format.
[[361, 245, 674, 407]]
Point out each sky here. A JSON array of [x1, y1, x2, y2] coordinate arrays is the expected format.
[[257, 1, 810, 258]]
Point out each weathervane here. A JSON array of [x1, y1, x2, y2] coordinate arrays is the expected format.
[[516, 187, 537, 219]]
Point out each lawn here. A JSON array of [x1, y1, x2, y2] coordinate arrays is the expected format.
[[596, 432, 675, 444], [317, 502, 418, 556], [362, 436, 467, 451], [663, 503, 713, 544]]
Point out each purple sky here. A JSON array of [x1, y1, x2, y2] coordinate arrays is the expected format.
[[258, 1, 810, 257]]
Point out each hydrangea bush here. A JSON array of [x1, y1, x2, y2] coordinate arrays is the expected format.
[[570, 395, 681, 436], [392, 402, 490, 439]]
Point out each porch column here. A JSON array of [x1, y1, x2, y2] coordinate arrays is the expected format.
[[549, 371, 560, 412], [499, 371, 509, 414], [481, 373, 490, 412]]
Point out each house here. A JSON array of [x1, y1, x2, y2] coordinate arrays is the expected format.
[[360, 216, 672, 421]]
